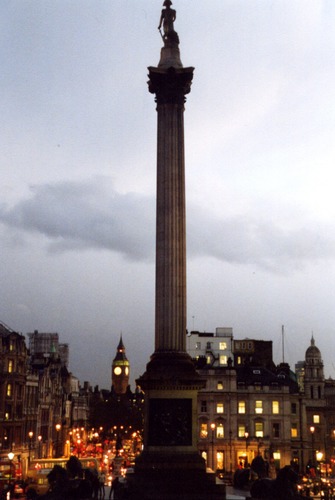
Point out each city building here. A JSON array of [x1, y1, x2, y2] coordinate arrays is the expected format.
[[188, 328, 307, 474], [0, 322, 28, 455], [186, 328, 234, 367], [301, 337, 327, 472]]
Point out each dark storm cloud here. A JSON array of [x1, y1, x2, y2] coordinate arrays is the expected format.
[[0, 179, 155, 261], [1, 179, 334, 271]]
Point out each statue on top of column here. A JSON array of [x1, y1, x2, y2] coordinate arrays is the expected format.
[[158, 0, 180, 48]]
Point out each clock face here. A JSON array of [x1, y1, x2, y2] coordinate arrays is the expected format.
[[125, 367, 129, 375], [114, 367, 122, 376]]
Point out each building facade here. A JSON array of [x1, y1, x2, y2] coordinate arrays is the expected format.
[[187, 328, 332, 475], [0, 322, 28, 454]]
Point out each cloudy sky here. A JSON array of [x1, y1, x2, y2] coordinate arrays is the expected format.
[[1, 0, 335, 389]]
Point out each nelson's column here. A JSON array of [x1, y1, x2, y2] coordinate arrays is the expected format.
[[127, 2, 225, 499]]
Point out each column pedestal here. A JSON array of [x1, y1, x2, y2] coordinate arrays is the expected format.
[[126, 354, 226, 499]]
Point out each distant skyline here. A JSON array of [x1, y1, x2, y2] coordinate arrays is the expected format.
[[1, 1, 335, 389]]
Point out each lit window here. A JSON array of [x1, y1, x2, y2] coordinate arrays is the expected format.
[[237, 356, 242, 365], [238, 401, 246, 414], [200, 423, 208, 439], [9, 341, 14, 351], [216, 403, 224, 414], [217, 381, 223, 390], [255, 401, 263, 414], [8, 360, 13, 373], [6, 384, 12, 397], [217, 452, 224, 470], [5, 412, 10, 420], [219, 342, 227, 350], [216, 424, 224, 439], [272, 401, 279, 414], [255, 422, 263, 437], [238, 425, 246, 438], [219, 355, 228, 365], [206, 356, 211, 364], [313, 415, 320, 424], [291, 424, 298, 438]]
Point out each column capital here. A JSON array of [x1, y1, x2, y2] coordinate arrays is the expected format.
[[148, 66, 194, 105]]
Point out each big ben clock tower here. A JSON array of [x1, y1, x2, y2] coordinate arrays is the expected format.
[[111, 335, 130, 394]]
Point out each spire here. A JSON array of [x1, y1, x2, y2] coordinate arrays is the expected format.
[[157, 1, 183, 68], [117, 333, 125, 352], [114, 333, 128, 362]]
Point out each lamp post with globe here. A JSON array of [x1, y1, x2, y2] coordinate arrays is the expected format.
[[8, 451, 14, 497], [8, 452, 14, 479], [38, 435, 42, 458], [55, 424, 61, 458], [244, 431, 249, 467], [28, 432, 33, 464]]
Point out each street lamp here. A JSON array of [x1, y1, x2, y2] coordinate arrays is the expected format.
[[8, 452, 14, 482], [55, 424, 61, 458], [310, 426, 315, 468], [38, 435, 42, 458], [210, 423, 216, 471], [244, 431, 249, 467], [28, 431, 33, 463]]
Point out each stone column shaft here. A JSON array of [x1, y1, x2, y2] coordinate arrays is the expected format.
[[155, 102, 186, 352], [148, 65, 194, 355]]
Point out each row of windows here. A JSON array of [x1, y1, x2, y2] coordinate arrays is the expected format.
[[201, 400, 284, 414], [2, 359, 25, 374], [200, 402, 321, 418], [195, 342, 228, 351], [204, 407, 325, 424], [199, 421, 299, 440], [195, 355, 229, 366]]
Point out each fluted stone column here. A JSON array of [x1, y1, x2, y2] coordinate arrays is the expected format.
[[150, 66, 193, 354]]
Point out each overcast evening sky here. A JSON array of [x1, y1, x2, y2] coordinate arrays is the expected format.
[[1, 0, 335, 389]]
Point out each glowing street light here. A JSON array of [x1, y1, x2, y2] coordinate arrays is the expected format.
[[55, 424, 61, 458], [38, 435, 42, 458], [244, 431, 249, 466], [8, 452, 14, 482], [28, 431, 34, 463]]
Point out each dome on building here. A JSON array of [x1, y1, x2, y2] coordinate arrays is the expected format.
[[305, 336, 322, 364]]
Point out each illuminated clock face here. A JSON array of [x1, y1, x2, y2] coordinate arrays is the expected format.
[[125, 367, 129, 375], [114, 367, 122, 376]]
